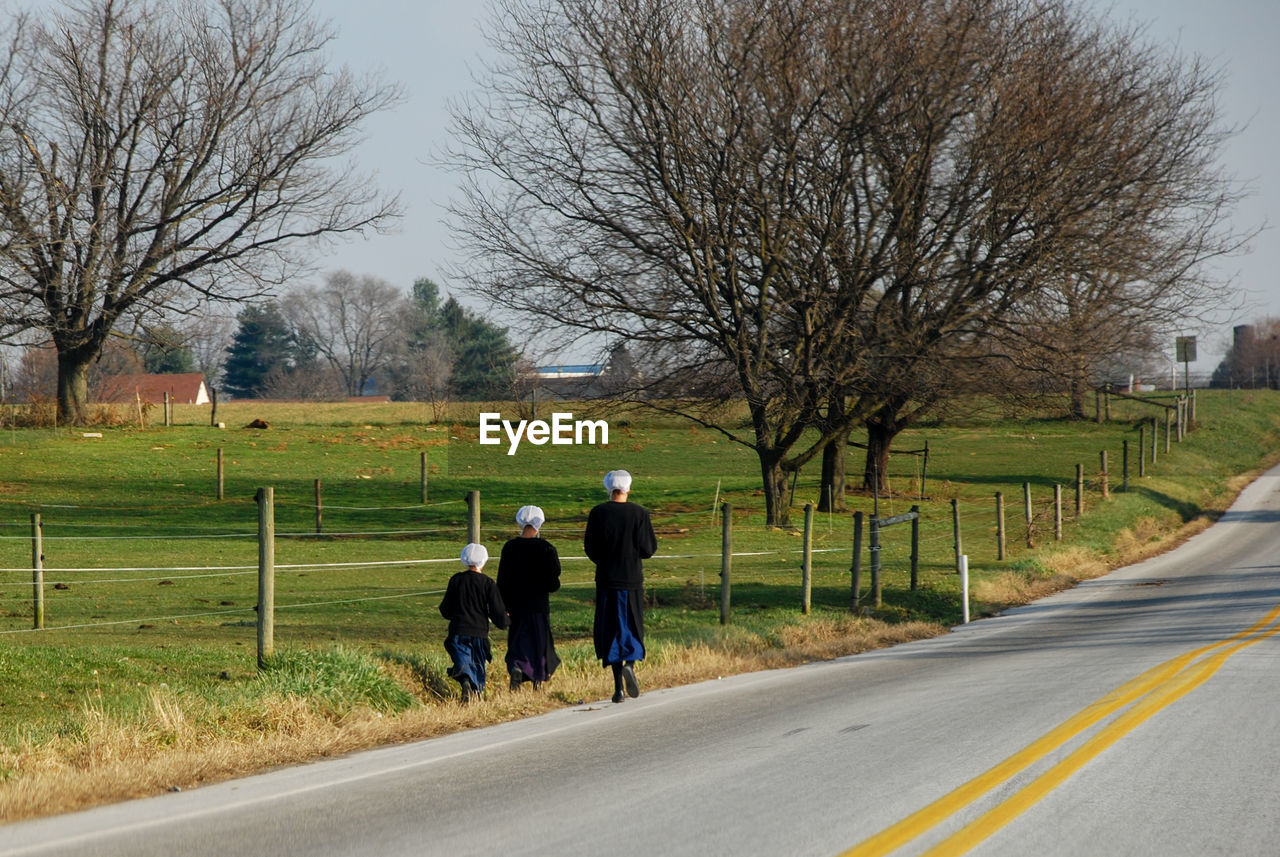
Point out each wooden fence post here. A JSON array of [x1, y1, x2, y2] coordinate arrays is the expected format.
[[920, 440, 930, 500], [420, 451, 429, 504], [256, 487, 275, 669], [314, 478, 323, 534], [1139, 425, 1146, 478], [1076, 463, 1084, 517], [1100, 450, 1109, 499], [910, 504, 920, 591], [851, 511, 863, 611], [996, 492, 1006, 561], [869, 514, 882, 608], [31, 513, 43, 630], [1122, 440, 1130, 493], [720, 503, 732, 625], [210, 387, 218, 427], [1165, 409, 1172, 453], [216, 448, 225, 501], [1023, 482, 1033, 548], [952, 498, 962, 573], [466, 490, 481, 543], [801, 503, 813, 614], [1054, 484, 1063, 541], [164, 391, 171, 427]]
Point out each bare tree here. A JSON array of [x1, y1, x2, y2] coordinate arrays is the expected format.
[[388, 336, 453, 416], [259, 361, 347, 400], [449, 0, 888, 525], [180, 311, 238, 391], [448, 0, 1249, 524], [281, 270, 408, 397], [988, 22, 1252, 416], [0, 0, 402, 424], [818, 0, 1250, 497]]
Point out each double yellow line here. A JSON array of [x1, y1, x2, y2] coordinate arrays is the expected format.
[[840, 602, 1280, 857]]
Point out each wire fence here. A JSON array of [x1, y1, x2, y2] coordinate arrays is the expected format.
[[0, 470, 1139, 640], [0, 494, 941, 641], [0, 392, 1197, 645]]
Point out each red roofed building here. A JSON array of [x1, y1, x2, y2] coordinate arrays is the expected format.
[[97, 373, 211, 405]]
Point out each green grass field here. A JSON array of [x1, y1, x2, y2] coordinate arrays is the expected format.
[[1, 390, 1278, 806]]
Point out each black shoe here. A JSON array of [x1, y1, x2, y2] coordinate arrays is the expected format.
[[509, 671, 523, 692], [611, 689, 625, 703], [532, 680, 542, 691], [621, 664, 640, 698]]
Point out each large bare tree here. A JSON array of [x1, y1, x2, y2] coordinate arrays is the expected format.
[[0, 0, 402, 424], [815, 0, 1249, 501], [448, 0, 1248, 525], [450, 0, 898, 525], [281, 270, 408, 398]]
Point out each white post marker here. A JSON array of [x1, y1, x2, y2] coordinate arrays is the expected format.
[[960, 554, 970, 624]]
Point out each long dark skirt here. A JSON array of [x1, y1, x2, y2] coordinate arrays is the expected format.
[[506, 611, 561, 683], [445, 634, 492, 692], [593, 588, 645, 666]]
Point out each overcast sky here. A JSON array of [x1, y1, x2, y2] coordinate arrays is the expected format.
[[311, 0, 1278, 368]]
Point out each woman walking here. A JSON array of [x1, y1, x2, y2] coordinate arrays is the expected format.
[[584, 470, 657, 703], [439, 543, 507, 702], [497, 505, 562, 690]]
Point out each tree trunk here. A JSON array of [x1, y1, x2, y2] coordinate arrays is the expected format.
[[1067, 374, 1089, 420], [55, 348, 94, 426], [818, 434, 847, 512], [863, 412, 903, 494], [758, 452, 791, 528], [1066, 355, 1092, 419]]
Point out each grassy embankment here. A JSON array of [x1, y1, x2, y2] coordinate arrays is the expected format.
[[0, 390, 1278, 821]]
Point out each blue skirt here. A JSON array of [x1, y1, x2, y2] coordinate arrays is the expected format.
[[445, 634, 492, 692], [595, 589, 645, 666]]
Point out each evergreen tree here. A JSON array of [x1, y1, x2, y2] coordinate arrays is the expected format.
[[141, 324, 196, 374], [221, 303, 298, 399], [393, 278, 517, 401], [439, 296, 517, 400]]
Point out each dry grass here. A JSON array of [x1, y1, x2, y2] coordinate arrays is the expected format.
[[971, 507, 1221, 614], [0, 506, 1212, 823], [0, 616, 947, 823]]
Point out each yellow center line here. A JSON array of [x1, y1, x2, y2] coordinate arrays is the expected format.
[[924, 619, 1280, 856], [838, 603, 1280, 857]]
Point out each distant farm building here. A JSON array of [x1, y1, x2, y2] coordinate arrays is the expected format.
[[525, 347, 640, 399], [97, 373, 210, 405], [532, 363, 604, 398]]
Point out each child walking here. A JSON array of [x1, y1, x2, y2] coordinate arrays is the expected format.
[[439, 543, 508, 702]]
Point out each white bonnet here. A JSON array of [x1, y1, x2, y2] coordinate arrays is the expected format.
[[460, 543, 489, 569], [603, 469, 633, 494], [515, 505, 546, 530]]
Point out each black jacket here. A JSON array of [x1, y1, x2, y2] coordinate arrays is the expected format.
[[584, 501, 657, 590], [439, 570, 508, 637], [497, 536, 562, 616]]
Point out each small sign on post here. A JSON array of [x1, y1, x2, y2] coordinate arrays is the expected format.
[[1176, 336, 1197, 391]]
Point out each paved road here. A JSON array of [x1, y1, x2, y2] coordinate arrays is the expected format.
[[6, 467, 1280, 857]]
